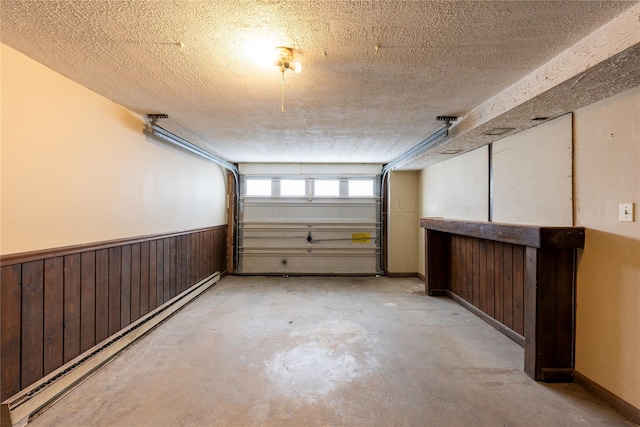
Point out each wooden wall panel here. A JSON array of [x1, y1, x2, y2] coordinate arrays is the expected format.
[[194, 232, 200, 283], [478, 239, 487, 312], [169, 237, 177, 299], [188, 233, 195, 285], [178, 236, 183, 294], [0, 226, 226, 400], [465, 238, 473, 303], [80, 252, 96, 353], [218, 228, 226, 272], [201, 231, 207, 281], [210, 230, 215, 274], [156, 239, 164, 306], [472, 238, 480, 307], [21, 261, 44, 389], [131, 243, 141, 322], [452, 237, 460, 296], [1, 265, 22, 401], [210, 230, 214, 276], [454, 236, 467, 296], [197, 231, 203, 281], [63, 254, 82, 363], [156, 239, 165, 307], [512, 246, 525, 336], [43, 257, 64, 375], [456, 237, 465, 299], [163, 238, 171, 303], [451, 236, 460, 295], [486, 241, 495, 317], [502, 244, 514, 330], [216, 229, 222, 272], [175, 236, 182, 295], [95, 249, 109, 343], [108, 247, 122, 335], [212, 229, 218, 273], [120, 245, 132, 328], [187, 235, 192, 288], [140, 241, 150, 317], [204, 231, 210, 277], [494, 242, 504, 324], [178, 236, 182, 294], [186, 235, 192, 288], [446, 235, 528, 340], [149, 240, 157, 311]]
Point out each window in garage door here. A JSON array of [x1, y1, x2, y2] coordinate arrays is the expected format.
[[237, 166, 382, 275]]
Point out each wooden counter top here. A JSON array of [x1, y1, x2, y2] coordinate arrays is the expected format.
[[420, 218, 585, 249]]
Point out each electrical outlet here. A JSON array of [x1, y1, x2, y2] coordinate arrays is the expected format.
[[619, 203, 634, 222]]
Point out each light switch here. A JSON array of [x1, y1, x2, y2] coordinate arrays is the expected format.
[[619, 203, 634, 222]]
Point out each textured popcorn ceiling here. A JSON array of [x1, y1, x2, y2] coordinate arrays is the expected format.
[[1, 1, 639, 169]]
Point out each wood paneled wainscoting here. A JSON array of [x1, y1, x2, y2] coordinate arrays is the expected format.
[[420, 218, 584, 382], [0, 226, 227, 403]]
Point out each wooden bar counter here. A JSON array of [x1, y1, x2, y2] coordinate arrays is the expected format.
[[420, 218, 585, 382]]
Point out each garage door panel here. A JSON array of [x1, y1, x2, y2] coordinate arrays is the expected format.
[[238, 174, 381, 275], [239, 253, 378, 274]]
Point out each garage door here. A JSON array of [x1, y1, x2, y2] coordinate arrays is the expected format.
[[237, 164, 382, 275]]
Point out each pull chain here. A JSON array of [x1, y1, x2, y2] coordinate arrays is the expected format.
[[281, 70, 285, 113]]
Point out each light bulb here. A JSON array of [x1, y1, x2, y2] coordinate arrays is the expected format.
[[291, 61, 302, 73]]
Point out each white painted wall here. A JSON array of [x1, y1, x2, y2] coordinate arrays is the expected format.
[[1, 44, 227, 254], [574, 86, 640, 410], [418, 162, 444, 219], [388, 171, 419, 274], [418, 145, 488, 276], [442, 146, 489, 221], [492, 114, 573, 226]]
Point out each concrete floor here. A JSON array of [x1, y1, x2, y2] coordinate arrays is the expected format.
[[30, 276, 634, 427]]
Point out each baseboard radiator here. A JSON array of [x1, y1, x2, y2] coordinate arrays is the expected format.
[[1, 272, 220, 427]]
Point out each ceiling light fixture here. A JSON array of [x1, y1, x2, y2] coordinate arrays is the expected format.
[[274, 47, 301, 113]]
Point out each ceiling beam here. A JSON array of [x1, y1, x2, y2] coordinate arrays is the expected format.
[[402, 2, 640, 169]]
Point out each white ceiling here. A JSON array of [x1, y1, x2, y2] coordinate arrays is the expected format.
[[2, 1, 639, 170]]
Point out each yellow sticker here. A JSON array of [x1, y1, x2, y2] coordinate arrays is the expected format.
[[352, 232, 370, 243]]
